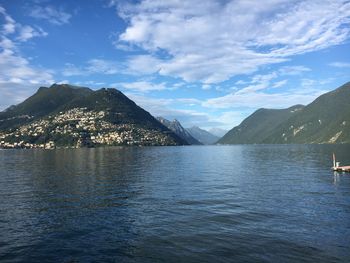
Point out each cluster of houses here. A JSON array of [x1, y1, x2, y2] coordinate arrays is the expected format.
[[0, 107, 176, 149]]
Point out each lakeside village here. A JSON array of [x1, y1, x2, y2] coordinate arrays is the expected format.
[[0, 108, 177, 149]]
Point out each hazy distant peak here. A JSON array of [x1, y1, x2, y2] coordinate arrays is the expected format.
[[156, 117, 201, 145]]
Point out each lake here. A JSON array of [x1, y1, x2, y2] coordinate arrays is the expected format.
[[0, 145, 350, 262]]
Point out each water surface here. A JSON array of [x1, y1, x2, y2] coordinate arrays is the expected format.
[[0, 145, 350, 262]]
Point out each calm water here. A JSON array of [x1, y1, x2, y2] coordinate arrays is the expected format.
[[0, 145, 350, 263]]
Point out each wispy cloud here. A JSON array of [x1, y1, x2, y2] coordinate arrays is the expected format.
[[272, 79, 288, 88], [125, 93, 228, 128], [203, 88, 329, 110], [28, 5, 72, 25], [62, 59, 122, 76], [329, 62, 350, 68], [0, 5, 16, 34], [0, 5, 54, 109], [1, 5, 47, 42], [86, 59, 120, 74], [278, 65, 311, 76], [17, 25, 47, 42], [112, 0, 350, 83], [113, 81, 167, 92]]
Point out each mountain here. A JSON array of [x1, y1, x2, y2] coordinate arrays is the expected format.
[[0, 84, 92, 130], [218, 105, 304, 144], [265, 82, 350, 143], [209, 128, 227, 137], [187, 126, 219, 145], [218, 82, 350, 144], [157, 117, 202, 145], [0, 84, 187, 148]]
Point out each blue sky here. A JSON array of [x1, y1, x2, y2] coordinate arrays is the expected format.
[[0, 0, 350, 130]]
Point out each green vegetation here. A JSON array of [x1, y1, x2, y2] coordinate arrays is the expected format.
[[218, 82, 350, 144], [0, 84, 92, 130], [0, 84, 187, 148]]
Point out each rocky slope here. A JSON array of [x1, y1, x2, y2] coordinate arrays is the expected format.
[[157, 117, 202, 145]]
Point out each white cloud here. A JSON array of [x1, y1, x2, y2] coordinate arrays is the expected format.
[[123, 93, 212, 127], [0, 49, 54, 86], [236, 72, 277, 94], [202, 84, 211, 90], [176, 98, 202, 105], [203, 88, 329, 110], [329, 62, 350, 68], [278, 65, 311, 75], [301, 78, 334, 88], [17, 25, 47, 42], [272, 79, 288, 88], [126, 55, 162, 75], [122, 92, 238, 129], [0, 6, 54, 110], [301, 78, 317, 88], [214, 111, 250, 130], [113, 81, 167, 92], [62, 59, 121, 76], [73, 80, 106, 87], [0, 5, 48, 42], [113, 0, 350, 83], [0, 5, 16, 34], [29, 5, 72, 25], [86, 59, 121, 74], [235, 80, 248, 85], [62, 63, 87, 77]]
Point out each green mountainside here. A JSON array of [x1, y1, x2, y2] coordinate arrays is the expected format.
[[0, 84, 187, 148], [218, 82, 350, 144], [0, 84, 92, 130], [218, 105, 304, 144]]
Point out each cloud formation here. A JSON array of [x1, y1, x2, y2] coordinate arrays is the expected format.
[[329, 62, 350, 68], [62, 59, 121, 76], [17, 25, 47, 42], [0, 5, 53, 110], [114, 0, 350, 83], [203, 88, 328, 110], [113, 81, 167, 92], [28, 5, 72, 25]]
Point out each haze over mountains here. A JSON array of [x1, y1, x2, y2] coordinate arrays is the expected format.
[[219, 82, 350, 144], [187, 126, 219, 145], [208, 128, 227, 138]]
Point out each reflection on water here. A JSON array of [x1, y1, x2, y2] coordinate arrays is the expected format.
[[0, 145, 350, 262]]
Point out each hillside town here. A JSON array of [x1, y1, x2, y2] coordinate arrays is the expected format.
[[0, 107, 178, 149]]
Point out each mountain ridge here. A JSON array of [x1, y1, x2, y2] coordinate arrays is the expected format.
[[156, 117, 202, 145], [218, 82, 350, 144], [0, 84, 187, 148]]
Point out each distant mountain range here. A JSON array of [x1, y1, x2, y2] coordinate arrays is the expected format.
[[187, 126, 219, 144], [0, 84, 187, 148], [219, 82, 350, 144], [156, 117, 201, 145]]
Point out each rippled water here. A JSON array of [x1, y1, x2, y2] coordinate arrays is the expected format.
[[0, 145, 350, 262]]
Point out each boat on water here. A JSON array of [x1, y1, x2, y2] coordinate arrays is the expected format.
[[332, 153, 350, 172]]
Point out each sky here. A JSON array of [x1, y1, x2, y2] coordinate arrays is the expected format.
[[0, 0, 350, 130]]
